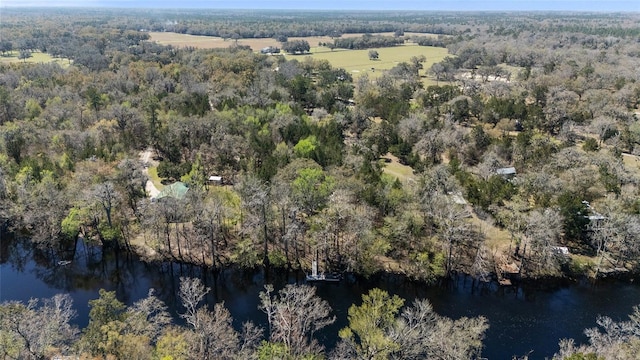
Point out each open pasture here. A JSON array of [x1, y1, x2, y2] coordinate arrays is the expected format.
[[149, 32, 450, 84], [293, 44, 448, 82], [149, 31, 437, 50], [0, 51, 70, 66], [150, 31, 337, 50]]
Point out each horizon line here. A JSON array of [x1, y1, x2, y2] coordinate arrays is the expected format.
[[2, 6, 639, 12]]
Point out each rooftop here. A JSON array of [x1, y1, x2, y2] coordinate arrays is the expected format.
[[496, 167, 516, 176], [154, 181, 189, 200]]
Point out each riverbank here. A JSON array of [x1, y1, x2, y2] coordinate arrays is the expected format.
[[126, 227, 633, 290]]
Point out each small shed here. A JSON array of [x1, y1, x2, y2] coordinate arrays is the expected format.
[[261, 46, 280, 54], [496, 167, 516, 177], [208, 175, 222, 184], [551, 246, 570, 256]]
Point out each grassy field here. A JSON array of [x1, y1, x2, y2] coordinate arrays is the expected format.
[[149, 31, 439, 50], [291, 44, 448, 83], [149, 31, 335, 50], [149, 32, 450, 84], [0, 51, 70, 66], [149, 31, 438, 51], [381, 153, 416, 183]]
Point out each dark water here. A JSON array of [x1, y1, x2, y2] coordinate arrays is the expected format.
[[2, 234, 640, 360]]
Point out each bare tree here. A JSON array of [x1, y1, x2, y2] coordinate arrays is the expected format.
[[543, 86, 579, 134], [238, 321, 264, 358], [116, 158, 147, 218], [470, 244, 493, 284], [192, 194, 230, 269], [145, 196, 185, 259], [93, 181, 120, 228], [18, 49, 32, 63], [259, 284, 335, 357], [271, 178, 299, 268], [187, 305, 240, 360], [589, 207, 640, 277], [334, 289, 488, 360], [236, 175, 271, 266], [0, 294, 77, 359], [393, 298, 488, 360], [127, 289, 172, 344], [0, 166, 7, 224], [522, 208, 563, 277], [179, 276, 210, 328], [425, 194, 476, 277], [554, 305, 640, 360], [178, 277, 248, 360]]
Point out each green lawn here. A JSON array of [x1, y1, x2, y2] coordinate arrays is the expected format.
[[289, 44, 449, 85], [0, 51, 71, 66], [380, 154, 416, 183], [147, 166, 165, 191]]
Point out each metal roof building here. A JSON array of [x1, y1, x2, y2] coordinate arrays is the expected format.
[[154, 181, 189, 200]]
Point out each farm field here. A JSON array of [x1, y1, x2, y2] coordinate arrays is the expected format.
[[149, 31, 334, 50], [149, 31, 441, 50], [292, 44, 449, 82], [0, 51, 70, 66], [149, 31, 449, 83]]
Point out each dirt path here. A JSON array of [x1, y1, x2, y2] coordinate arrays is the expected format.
[[139, 148, 160, 198]]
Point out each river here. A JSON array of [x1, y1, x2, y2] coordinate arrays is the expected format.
[[1, 233, 639, 359]]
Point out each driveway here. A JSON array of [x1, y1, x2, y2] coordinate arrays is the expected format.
[[139, 148, 160, 198]]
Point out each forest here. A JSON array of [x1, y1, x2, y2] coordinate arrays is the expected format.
[[1, 7, 640, 359]]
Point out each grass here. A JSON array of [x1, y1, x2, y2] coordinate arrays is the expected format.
[[149, 31, 440, 51], [622, 153, 640, 178], [149, 32, 236, 48], [149, 32, 450, 85], [147, 166, 165, 191], [0, 51, 70, 66], [292, 44, 449, 84], [470, 214, 514, 253], [381, 153, 416, 183], [568, 254, 596, 277], [149, 31, 335, 51]]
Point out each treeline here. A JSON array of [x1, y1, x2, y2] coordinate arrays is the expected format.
[[333, 35, 404, 50], [281, 40, 311, 54], [5, 8, 637, 46], [408, 35, 448, 48], [0, 8, 460, 42], [0, 278, 488, 360]]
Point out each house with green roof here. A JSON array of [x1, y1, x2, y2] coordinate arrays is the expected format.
[[153, 181, 189, 201]]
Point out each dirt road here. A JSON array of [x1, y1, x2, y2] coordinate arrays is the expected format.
[[140, 148, 160, 198]]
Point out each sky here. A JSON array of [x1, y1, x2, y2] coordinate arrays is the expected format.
[[2, 0, 639, 11]]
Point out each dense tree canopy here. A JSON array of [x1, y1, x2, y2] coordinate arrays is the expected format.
[[0, 7, 640, 344], [1, 7, 640, 359]]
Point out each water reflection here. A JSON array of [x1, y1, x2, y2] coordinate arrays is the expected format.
[[1, 235, 640, 359]]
